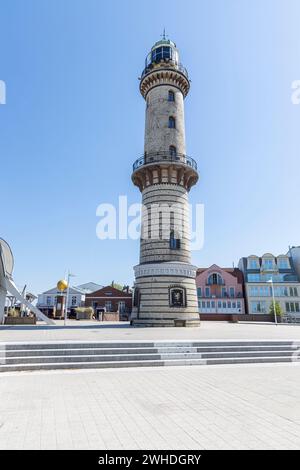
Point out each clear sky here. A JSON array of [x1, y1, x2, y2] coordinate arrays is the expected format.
[[1, 0, 300, 294]]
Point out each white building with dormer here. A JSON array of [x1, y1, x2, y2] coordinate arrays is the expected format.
[[37, 282, 102, 317], [238, 252, 300, 319]]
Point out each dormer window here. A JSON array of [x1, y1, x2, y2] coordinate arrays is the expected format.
[[278, 257, 290, 269], [248, 258, 259, 269], [262, 259, 274, 270]]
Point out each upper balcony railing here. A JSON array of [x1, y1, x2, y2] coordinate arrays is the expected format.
[[132, 152, 197, 172], [206, 281, 225, 286], [141, 62, 189, 79]]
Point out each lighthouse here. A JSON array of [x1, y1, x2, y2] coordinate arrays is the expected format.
[[131, 36, 200, 327]]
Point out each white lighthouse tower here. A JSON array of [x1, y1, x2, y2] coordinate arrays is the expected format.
[[131, 35, 200, 327]]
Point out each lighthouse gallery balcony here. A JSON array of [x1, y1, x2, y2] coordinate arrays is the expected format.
[[132, 152, 197, 172]]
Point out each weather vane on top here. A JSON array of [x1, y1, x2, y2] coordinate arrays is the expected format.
[[161, 28, 168, 40]]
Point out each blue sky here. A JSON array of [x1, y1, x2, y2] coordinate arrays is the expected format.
[[1, 0, 299, 293]]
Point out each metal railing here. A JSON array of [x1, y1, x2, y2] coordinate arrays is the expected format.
[[132, 152, 197, 171], [205, 281, 226, 286], [141, 63, 188, 79]]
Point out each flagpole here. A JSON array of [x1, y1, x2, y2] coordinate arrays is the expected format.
[[64, 272, 76, 326], [64, 271, 70, 326]]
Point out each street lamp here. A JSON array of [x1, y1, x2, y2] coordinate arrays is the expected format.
[[64, 271, 76, 326], [267, 277, 278, 325], [57, 272, 76, 326]]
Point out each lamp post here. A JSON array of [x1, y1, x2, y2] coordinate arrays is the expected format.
[[64, 271, 76, 326], [267, 277, 278, 325], [57, 273, 75, 326], [57, 279, 68, 322]]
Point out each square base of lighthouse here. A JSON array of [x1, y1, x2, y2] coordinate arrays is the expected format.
[[131, 318, 201, 328]]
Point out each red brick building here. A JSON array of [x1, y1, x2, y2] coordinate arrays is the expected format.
[[85, 286, 132, 321]]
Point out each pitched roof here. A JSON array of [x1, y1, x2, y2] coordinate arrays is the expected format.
[[75, 282, 103, 293], [223, 268, 244, 284], [85, 285, 132, 298], [41, 286, 84, 295]]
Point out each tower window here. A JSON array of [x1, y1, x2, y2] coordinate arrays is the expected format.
[[170, 230, 181, 250], [169, 145, 177, 157], [168, 116, 176, 129], [168, 90, 175, 102]]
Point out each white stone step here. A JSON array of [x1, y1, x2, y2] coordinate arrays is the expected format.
[[0, 355, 295, 372], [0, 340, 299, 372], [1, 349, 297, 365]]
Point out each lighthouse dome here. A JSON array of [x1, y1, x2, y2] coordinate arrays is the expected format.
[[151, 38, 177, 50]]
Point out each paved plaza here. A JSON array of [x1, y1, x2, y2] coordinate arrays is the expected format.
[[0, 363, 300, 450], [1, 320, 300, 344], [1, 322, 300, 450]]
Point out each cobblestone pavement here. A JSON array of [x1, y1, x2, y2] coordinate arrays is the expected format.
[[0, 363, 300, 450]]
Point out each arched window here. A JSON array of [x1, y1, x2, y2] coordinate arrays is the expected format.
[[168, 90, 175, 102], [168, 116, 176, 129], [207, 273, 223, 285], [169, 145, 177, 157]]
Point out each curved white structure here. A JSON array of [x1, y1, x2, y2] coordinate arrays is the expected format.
[[0, 238, 54, 325]]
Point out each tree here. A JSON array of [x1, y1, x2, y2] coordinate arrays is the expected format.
[[269, 301, 283, 318], [110, 281, 124, 291]]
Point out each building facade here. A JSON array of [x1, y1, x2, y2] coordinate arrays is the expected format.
[[130, 36, 200, 327], [289, 246, 300, 282], [238, 253, 300, 318], [37, 286, 86, 318], [85, 286, 132, 320], [37, 282, 102, 318], [196, 265, 245, 319]]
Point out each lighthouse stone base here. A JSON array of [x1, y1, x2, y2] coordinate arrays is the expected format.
[[131, 262, 201, 327]]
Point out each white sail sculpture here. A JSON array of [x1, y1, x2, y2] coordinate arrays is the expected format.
[[0, 238, 54, 325]]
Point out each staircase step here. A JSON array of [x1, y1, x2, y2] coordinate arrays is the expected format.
[[2, 347, 162, 357], [3, 340, 298, 351], [2, 344, 298, 357], [3, 342, 156, 350], [1, 349, 297, 365], [0, 340, 299, 372], [0, 355, 295, 372]]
